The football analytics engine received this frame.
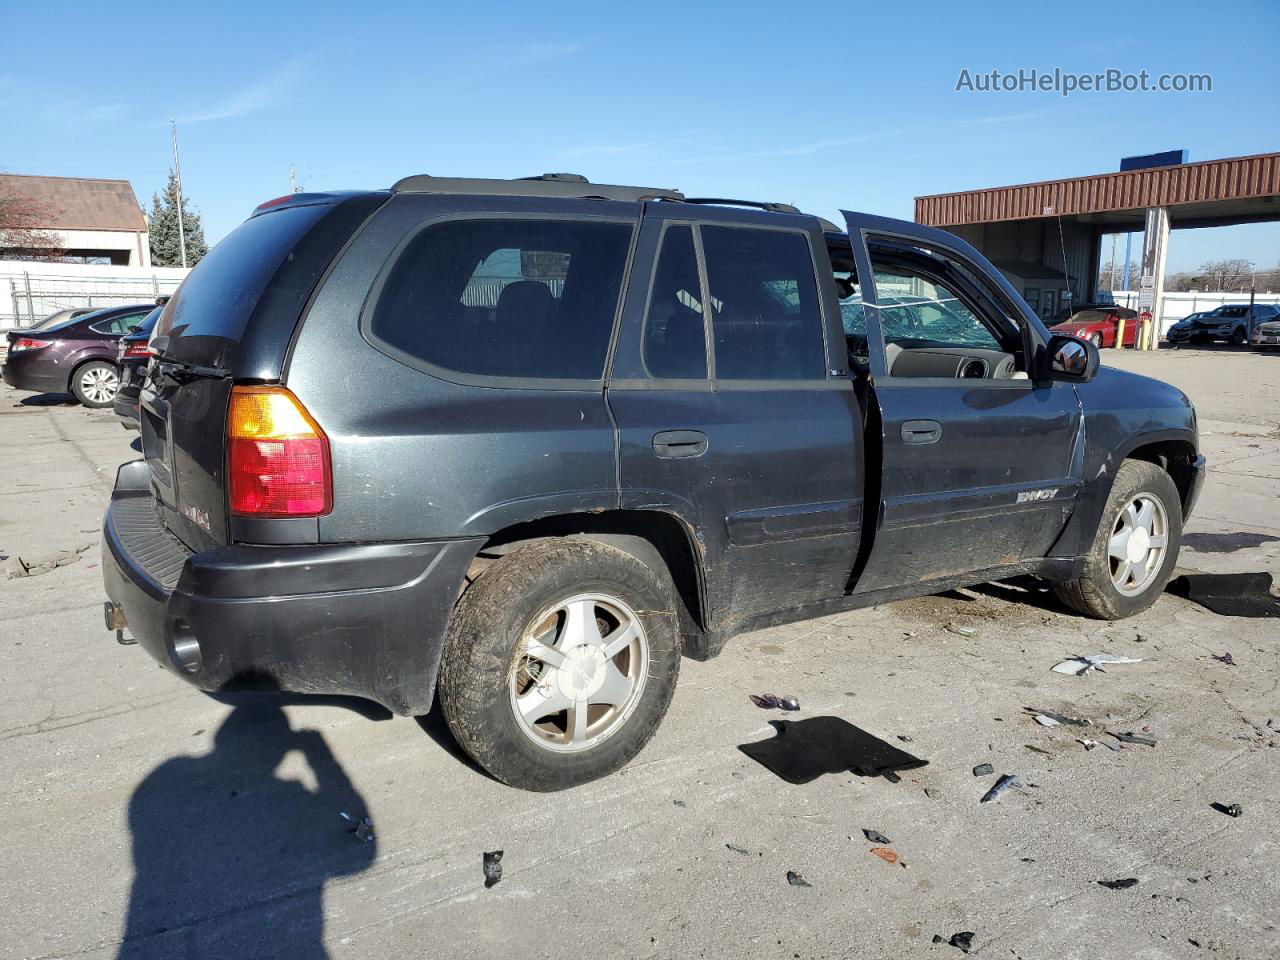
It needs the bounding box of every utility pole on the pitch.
[170,119,188,269]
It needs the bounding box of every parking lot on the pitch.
[1,348,1277,960]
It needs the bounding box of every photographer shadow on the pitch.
[116,682,375,958]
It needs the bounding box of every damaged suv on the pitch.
[102,174,1205,790]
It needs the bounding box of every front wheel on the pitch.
[71,361,119,408]
[1053,460,1182,619]
[438,537,680,791]
[1231,326,1247,345]
[1089,333,1104,348]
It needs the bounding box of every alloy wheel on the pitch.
[80,366,119,404]
[1108,493,1169,596]
[509,593,648,753]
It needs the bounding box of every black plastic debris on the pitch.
[786,870,812,887]
[339,811,374,843]
[934,932,975,952]
[897,735,914,743]
[1211,652,1236,666]
[1109,731,1157,747]
[979,774,1020,804]
[738,717,928,785]
[1167,572,1280,618]
[726,844,750,855]
[483,850,503,888]
[672,799,687,808]
[1024,707,1090,726]
[862,829,892,844]
[972,763,994,777]
[1097,877,1139,890]
[1210,802,1243,818]
[749,694,800,711]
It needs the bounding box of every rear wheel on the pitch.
[1053,460,1182,619]
[71,361,119,408]
[1231,326,1247,345]
[438,537,681,791]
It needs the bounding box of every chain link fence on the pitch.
[4,272,187,330]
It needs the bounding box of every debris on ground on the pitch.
[947,625,978,637]
[483,850,503,888]
[726,844,750,855]
[786,870,812,887]
[979,774,1020,804]
[672,799,686,808]
[1167,572,1280,618]
[863,829,892,844]
[738,717,928,785]
[897,735,914,742]
[4,543,94,579]
[1077,739,1098,751]
[1025,744,1052,756]
[972,763,994,777]
[1025,707,1090,726]
[1211,652,1236,666]
[1051,654,1145,676]
[869,847,899,864]
[339,811,375,843]
[749,694,800,711]
[1097,877,1139,890]
[1210,802,1243,818]
[932,931,976,953]
[1109,731,1157,747]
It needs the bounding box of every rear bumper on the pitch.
[113,383,141,429]
[101,460,481,715]
[2,358,63,393]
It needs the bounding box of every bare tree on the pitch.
[0,179,66,261]
[1169,258,1257,292]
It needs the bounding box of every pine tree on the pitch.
[148,170,207,267]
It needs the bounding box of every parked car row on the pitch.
[1,301,165,411]
[1166,303,1280,346]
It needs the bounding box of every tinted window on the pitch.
[643,226,707,379]
[371,219,633,380]
[92,311,151,335]
[700,226,825,380]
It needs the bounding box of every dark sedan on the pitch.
[112,306,162,429]
[2,303,156,407]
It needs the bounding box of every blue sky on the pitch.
[2,0,1277,276]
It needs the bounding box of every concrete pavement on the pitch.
[1,349,1277,960]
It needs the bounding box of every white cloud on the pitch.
[175,56,309,124]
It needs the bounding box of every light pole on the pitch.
[170,118,188,269]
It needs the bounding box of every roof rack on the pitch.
[681,197,801,215]
[391,173,684,203]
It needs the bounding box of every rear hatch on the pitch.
[141,193,385,550]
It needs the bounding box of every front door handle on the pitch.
[901,419,942,444]
[653,430,709,459]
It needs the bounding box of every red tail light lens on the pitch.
[227,386,332,518]
[122,341,152,359]
[12,338,52,351]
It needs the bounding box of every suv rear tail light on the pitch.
[122,341,152,359]
[227,386,332,518]
[11,338,52,351]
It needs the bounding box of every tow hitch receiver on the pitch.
[103,602,134,645]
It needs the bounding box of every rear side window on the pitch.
[91,311,151,335]
[700,226,825,380]
[369,218,633,381]
[643,225,707,379]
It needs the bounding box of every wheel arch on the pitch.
[473,509,709,654]
[65,352,118,392]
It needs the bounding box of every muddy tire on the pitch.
[1053,460,1182,619]
[438,537,680,791]
[71,360,119,408]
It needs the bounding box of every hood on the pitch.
[1051,321,1099,334]
[1092,364,1196,427]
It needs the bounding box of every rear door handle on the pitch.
[901,419,942,444]
[653,430,709,459]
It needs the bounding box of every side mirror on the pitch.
[1047,334,1099,381]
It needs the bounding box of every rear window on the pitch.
[151,203,334,368]
[368,218,633,382]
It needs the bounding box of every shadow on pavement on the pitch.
[116,684,375,958]
[17,392,77,406]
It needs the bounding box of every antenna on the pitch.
[289,163,300,194]
[170,118,188,269]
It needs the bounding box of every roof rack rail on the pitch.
[681,197,802,215]
[391,173,683,203]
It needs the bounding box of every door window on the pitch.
[642,225,708,379]
[871,271,1002,351]
[701,226,825,381]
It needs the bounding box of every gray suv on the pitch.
[102,174,1204,790]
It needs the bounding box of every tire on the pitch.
[1053,459,1182,619]
[70,360,119,408]
[1231,326,1247,345]
[438,537,681,791]
[1089,333,1104,348]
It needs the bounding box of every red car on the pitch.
[1051,305,1140,348]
